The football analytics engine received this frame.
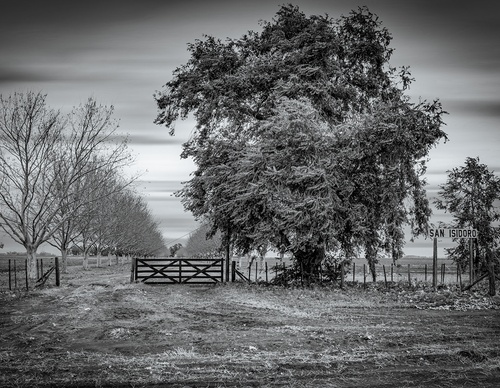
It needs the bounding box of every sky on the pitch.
[0,0,499,257]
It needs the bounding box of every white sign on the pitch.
[429,228,478,239]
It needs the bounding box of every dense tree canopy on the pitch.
[155,5,447,280]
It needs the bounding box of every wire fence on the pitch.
[0,255,132,290]
[234,257,470,288]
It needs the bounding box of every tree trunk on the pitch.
[26,248,38,288]
[295,244,324,285]
[368,258,377,282]
[60,248,68,273]
[365,246,378,282]
[83,251,90,270]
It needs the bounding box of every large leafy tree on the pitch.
[155,5,447,280]
[435,157,500,295]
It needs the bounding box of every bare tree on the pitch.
[0,92,133,285]
[0,92,66,284]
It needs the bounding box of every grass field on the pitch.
[1,263,499,387]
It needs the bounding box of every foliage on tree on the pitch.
[434,157,500,295]
[155,5,447,281]
[167,243,182,257]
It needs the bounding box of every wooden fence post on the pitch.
[391,264,394,282]
[407,264,411,286]
[8,259,11,290]
[363,264,366,288]
[425,264,428,282]
[55,257,60,287]
[25,258,29,291]
[352,263,356,282]
[265,262,268,283]
[383,265,388,288]
[130,257,136,283]
[231,261,236,282]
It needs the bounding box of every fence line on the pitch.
[234,259,470,288]
[0,257,60,290]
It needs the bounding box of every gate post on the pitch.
[130,257,136,283]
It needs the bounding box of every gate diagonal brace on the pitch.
[35,266,55,288]
[181,259,222,283]
[138,259,180,283]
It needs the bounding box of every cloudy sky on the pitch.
[1,0,499,256]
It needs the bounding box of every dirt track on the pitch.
[1,264,500,387]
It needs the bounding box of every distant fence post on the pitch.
[352,263,356,282]
[383,265,388,288]
[265,262,268,283]
[231,261,236,282]
[8,259,12,290]
[407,264,411,286]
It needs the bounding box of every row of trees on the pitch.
[154,5,447,282]
[0,91,165,285]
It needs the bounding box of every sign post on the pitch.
[428,228,478,290]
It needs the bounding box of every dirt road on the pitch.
[1,264,499,387]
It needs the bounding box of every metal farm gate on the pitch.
[133,257,224,284]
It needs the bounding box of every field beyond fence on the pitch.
[0,254,131,290]
[235,256,472,288]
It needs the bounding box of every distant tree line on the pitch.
[0,91,165,286]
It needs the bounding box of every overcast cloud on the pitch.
[1,0,499,255]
